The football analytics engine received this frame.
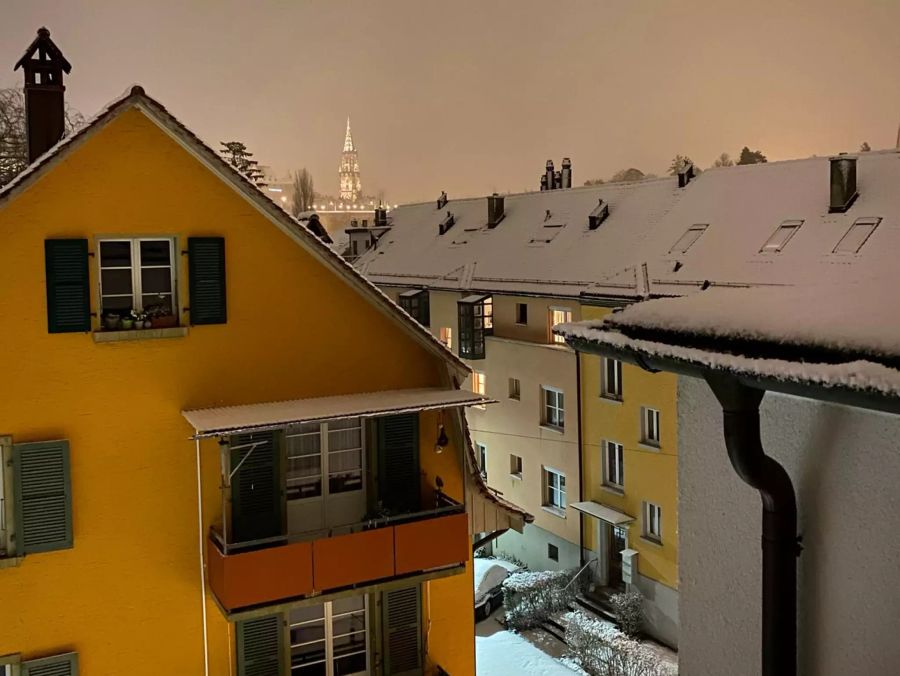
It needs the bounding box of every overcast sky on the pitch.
[3,1,899,203]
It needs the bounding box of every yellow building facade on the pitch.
[0,86,523,675]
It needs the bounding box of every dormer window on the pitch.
[458,294,492,360]
[669,224,708,254]
[833,217,881,254]
[588,199,609,230]
[398,288,430,327]
[760,220,803,253]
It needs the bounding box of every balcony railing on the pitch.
[207,501,469,614]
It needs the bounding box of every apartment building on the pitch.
[0,29,527,675]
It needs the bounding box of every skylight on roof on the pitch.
[668,224,708,254]
[833,217,881,254]
[760,220,803,253]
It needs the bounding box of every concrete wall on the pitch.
[678,376,900,676]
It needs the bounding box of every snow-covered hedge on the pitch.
[610,590,644,637]
[565,611,675,676]
[502,569,575,630]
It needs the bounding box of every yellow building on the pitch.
[0,28,527,676]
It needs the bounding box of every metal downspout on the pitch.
[706,375,801,676]
[195,438,210,676]
[575,351,585,566]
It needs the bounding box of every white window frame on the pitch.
[289,597,369,676]
[97,237,178,316]
[603,440,624,490]
[833,217,881,254]
[643,502,662,543]
[668,223,708,254]
[601,358,623,400]
[1,655,20,676]
[285,419,365,502]
[760,220,803,253]
[509,453,523,479]
[549,307,573,344]
[477,443,487,480]
[543,467,566,511]
[641,407,661,447]
[508,377,521,400]
[542,386,565,430]
[439,327,452,350]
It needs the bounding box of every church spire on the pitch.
[343,117,355,153]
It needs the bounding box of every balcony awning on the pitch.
[570,501,634,526]
[183,387,497,438]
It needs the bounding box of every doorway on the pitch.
[607,525,628,590]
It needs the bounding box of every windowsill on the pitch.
[0,555,24,569]
[600,394,623,404]
[508,396,520,402]
[509,473,523,481]
[638,441,661,452]
[540,424,565,435]
[93,326,189,343]
[640,535,663,548]
[600,485,624,497]
[541,505,566,519]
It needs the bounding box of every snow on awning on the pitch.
[183,387,497,438]
[570,501,634,526]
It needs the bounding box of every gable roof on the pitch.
[0,85,469,382]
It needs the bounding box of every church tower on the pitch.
[339,117,362,202]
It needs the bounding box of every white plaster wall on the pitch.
[495,522,581,572]
[631,572,679,649]
[678,377,900,676]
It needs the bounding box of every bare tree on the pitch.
[668,154,694,175]
[712,152,734,168]
[0,87,84,187]
[860,141,871,152]
[290,168,314,217]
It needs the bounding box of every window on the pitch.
[477,443,487,480]
[603,440,624,490]
[510,454,523,479]
[760,220,803,253]
[643,502,662,543]
[472,371,486,397]
[398,288,430,327]
[544,468,566,510]
[542,386,565,430]
[290,596,369,675]
[99,238,176,318]
[833,217,881,254]
[668,224,708,254]
[286,419,364,501]
[439,327,452,350]
[547,543,559,562]
[508,377,521,400]
[549,307,572,344]
[516,303,528,325]
[458,294,493,359]
[601,358,623,399]
[641,407,661,446]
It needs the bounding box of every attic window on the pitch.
[588,200,609,230]
[458,294,493,360]
[833,217,881,254]
[668,224,708,254]
[760,220,803,253]
[398,288,430,327]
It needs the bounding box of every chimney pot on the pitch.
[829,156,858,213]
[677,162,695,188]
[545,160,555,191]
[487,194,505,228]
[561,157,572,189]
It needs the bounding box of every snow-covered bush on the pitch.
[493,550,527,570]
[565,611,674,676]
[474,545,488,558]
[502,569,575,630]
[610,590,644,637]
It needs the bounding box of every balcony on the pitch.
[207,504,468,615]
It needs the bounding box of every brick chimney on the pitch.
[15,27,72,163]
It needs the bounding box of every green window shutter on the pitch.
[188,237,227,325]
[236,615,283,676]
[377,415,420,513]
[12,440,73,554]
[230,432,283,544]
[44,239,90,333]
[22,652,79,676]
[383,586,423,676]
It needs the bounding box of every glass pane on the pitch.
[333,653,367,676]
[140,240,171,266]
[329,472,363,494]
[141,294,173,315]
[328,426,362,451]
[329,449,361,472]
[102,268,133,295]
[141,267,172,294]
[332,612,366,638]
[288,431,322,456]
[99,240,132,268]
[101,295,133,315]
[332,595,365,614]
[291,603,325,624]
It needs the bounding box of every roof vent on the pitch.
[677,162,695,188]
[561,158,572,189]
[829,156,858,213]
[487,194,505,228]
[588,199,609,230]
[437,190,448,210]
[438,211,455,235]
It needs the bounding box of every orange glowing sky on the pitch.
[2,0,899,203]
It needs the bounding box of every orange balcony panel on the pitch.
[313,527,395,591]
[394,512,469,575]
[207,537,314,612]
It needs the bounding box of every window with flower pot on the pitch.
[98,238,177,329]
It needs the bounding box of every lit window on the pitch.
[510,454,523,478]
[760,220,803,253]
[477,443,487,480]
[643,502,662,543]
[601,358,623,399]
[668,224,708,254]
[398,288,430,327]
[544,468,566,510]
[549,307,572,344]
[833,217,881,254]
[641,407,661,446]
[99,238,177,319]
[458,294,493,359]
[603,441,624,489]
[542,386,565,430]
[285,419,363,504]
[548,543,559,561]
[508,377,521,400]
[516,303,528,325]
[472,371,486,397]
[439,327,452,350]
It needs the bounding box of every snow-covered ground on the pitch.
[477,630,582,675]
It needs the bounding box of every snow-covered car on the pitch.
[473,558,521,621]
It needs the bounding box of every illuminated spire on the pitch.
[343,116,355,153]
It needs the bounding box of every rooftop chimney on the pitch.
[15,27,72,163]
[588,199,609,230]
[677,162,695,188]
[540,174,549,191]
[829,155,858,213]
[438,211,455,235]
[374,206,388,227]
[545,160,555,191]
[487,194,505,228]
[561,158,572,189]
[553,170,562,190]
[437,190,448,210]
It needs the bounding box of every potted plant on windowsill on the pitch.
[103,312,121,330]
[146,298,178,329]
[130,309,150,329]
